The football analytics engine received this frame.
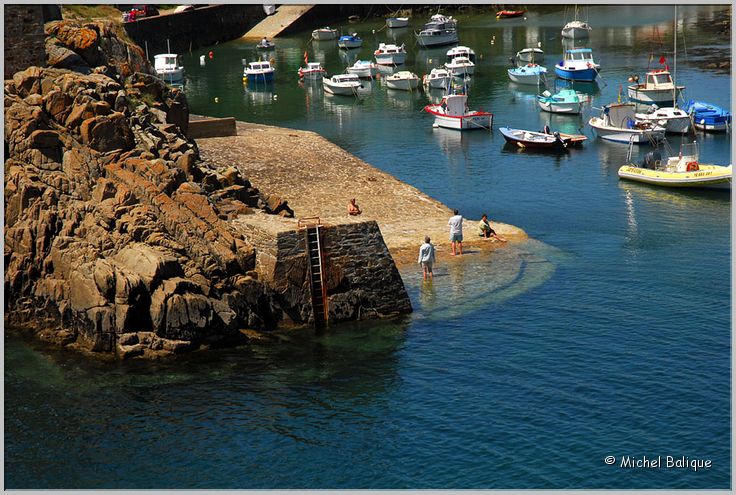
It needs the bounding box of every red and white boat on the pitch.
[298,62,326,80]
[423,94,493,131]
[496,10,525,19]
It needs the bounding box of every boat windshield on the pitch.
[649,73,672,85]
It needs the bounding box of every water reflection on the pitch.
[538,111,586,136]
[338,49,360,67]
[243,82,275,105]
[387,26,409,42]
[385,88,423,111]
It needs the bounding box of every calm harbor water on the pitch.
[5,5,731,489]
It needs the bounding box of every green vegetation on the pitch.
[62,5,123,22]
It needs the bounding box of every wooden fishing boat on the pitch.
[424,94,493,131]
[499,126,568,149]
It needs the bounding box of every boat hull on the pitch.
[386,17,409,28]
[448,65,475,77]
[156,68,185,82]
[245,71,275,83]
[386,78,419,91]
[424,76,451,89]
[416,32,459,47]
[634,112,691,134]
[338,39,363,49]
[499,127,564,148]
[347,66,376,78]
[425,108,493,130]
[375,53,407,65]
[561,26,590,39]
[323,83,360,96]
[312,30,337,41]
[299,69,324,80]
[627,86,684,106]
[537,98,581,114]
[618,164,732,189]
[555,66,598,82]
[589,118,664,143]
[508,69,545,85]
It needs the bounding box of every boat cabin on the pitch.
[248,61,272,71]
[447,46,476,62]
[331,74,361,84]
[376,43,405,54]
[439,94,469,116]
[564,48,596,63]
[644,70,674,89]
[154,54,180,71]
[305,62,323,71]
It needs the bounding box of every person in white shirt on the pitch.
[417,236,436,281]
[447,209,463,256]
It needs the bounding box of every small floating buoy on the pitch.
[273,95,278,100]
[199,55,205,65]
[214,97,219,103]
[372,29,376,34]
[208,51,214,59]
[523,17,527,20]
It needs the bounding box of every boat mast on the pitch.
[673,5,677,107]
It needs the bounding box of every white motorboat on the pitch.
[516,47,544,63]
[561,6,591,39]
[312,27,338,41]
[385,71,420,91]
[423,93,493,131]
[374,43,407,65]
[346,60,377,78]
[634,106,691,134]
[445,56,475,77]
[416,26,458,48]
[338,33,363,49]
[298,61,326,80]
[423,67,452,90]
[588,103,665,143]
[323,73,363,96]
[446,45,476,63]
[386,17,409,28]
[627,69,684,106]
[154,53,185,82]
[537,89,582,114]
[427,14,457,29]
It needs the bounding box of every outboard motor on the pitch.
[641,150,662,169]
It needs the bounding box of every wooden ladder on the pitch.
[299,218,328,329]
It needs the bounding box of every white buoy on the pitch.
[199,55,205,66]
[214,97,219,103]
[372,29,376,34]
[273,95,278,100]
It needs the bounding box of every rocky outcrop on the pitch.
[4,66,290,358]
[44,20,155,81]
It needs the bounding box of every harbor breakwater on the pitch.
[4,20,413,359]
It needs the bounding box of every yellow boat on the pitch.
[618,140,732,190]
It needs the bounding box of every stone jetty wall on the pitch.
[237,218,411,325]
[4,5,47,80]
[123,4,266,56]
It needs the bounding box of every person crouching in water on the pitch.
[418,236,436,281]
[478,214,507,242]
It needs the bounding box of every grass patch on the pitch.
[62,5,123,22]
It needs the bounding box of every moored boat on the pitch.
[423,93,493,131]
[386,17,409,28]
[537,88,582,114]
[338,33,363,49]
[385,71,420,91]
[555,48,600,82]
[682,100,732,132]
[255,38,276,50]
[323,73,362,96]
[516,47,544,63]
[496,10,525,19]
[445,56,475,77]
[618,139,732,189]
[423,67,452,90]
[507,63,547,85]
[346,60,377,78]
[312,27,338,41]
[243,60,275,83]
[499,126,568,149]
[588,103,665,143]
[627,69,684,106]
[298,61,326,80]
[416,26,458,48]
[446,45,476,63]
[154,53,185,82]
[374,43,407,65]
[634,106,691,134]
[561,20,591,39]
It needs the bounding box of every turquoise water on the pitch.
[5,5,731,489]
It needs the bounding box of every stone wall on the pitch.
[123,5,266,56]
[4,5,47,79]
[238,219,412,325]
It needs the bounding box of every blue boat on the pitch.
[554,48,600,82]
[243,60,275,83]
[507,64,547,85]
[682,100,732,132]
[338,33,363,49]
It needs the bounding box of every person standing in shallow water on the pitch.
[448,209,463,256]
[418,236,436,281]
